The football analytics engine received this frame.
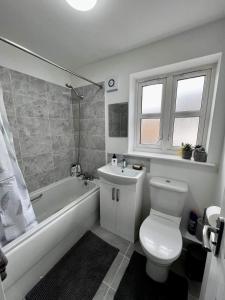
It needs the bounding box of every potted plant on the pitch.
[193,145,207,162]
[182,143,193,160]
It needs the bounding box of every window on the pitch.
[137,79,166,146]
[134,66,213,153]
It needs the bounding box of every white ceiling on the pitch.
[0,0,224,70]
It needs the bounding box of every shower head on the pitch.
[65,83,84,100]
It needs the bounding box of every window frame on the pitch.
[134,65,214,154]
[134,77,167,151]
[168,69,212,150]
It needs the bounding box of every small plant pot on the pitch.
[193,150,207,162]
[182,150,192,160]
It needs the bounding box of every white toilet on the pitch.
[139,176,188,283]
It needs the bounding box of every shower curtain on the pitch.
[0,86,36,245]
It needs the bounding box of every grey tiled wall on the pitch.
[74,83,106,177]
[0,66,76,192]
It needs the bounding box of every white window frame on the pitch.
[135,77,167,150]
[133,65,215,154]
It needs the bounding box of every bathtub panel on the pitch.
[3,184,99,300]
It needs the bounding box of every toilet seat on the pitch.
[140,215,182,265]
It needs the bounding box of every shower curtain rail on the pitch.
[0,36,102,89]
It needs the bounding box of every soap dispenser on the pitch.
[111,154,117,166]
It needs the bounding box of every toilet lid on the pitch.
[140,215,182,264]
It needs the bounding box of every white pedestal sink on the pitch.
[98,164,146,242]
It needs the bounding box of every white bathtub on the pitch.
[2,177,100,300]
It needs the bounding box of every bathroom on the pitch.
[0,0,225,299]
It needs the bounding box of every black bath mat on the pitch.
[115,251,188,300]
[26,231,119,300]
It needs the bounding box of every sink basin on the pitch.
[98,164,145,185]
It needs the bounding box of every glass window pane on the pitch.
[141,119,160,144]
[173,117,199,146]
[176,76,205,112]
[142,84,163,114]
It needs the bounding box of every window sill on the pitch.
[125,151,217,169]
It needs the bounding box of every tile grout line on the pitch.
[104,254,130,299]
[91,228,132,299]
[104,242,132,297]
[103,285,111,299]
[110,253,129,291]
[9,70,23,167]
[124,242,132,258]
[109,286,117,292]
[103,250,129,299]
[107,252,125,288]
[46,82,58,171]
[102,281,111,288]
[69,88,78,161]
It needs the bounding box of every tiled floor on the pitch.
[91,224,201,300]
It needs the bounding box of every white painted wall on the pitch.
[0,40,71,86]
[149,161,217,232]
[141,162,217,233]
[215,138,225,206]
[73,18,225,163]
[72,19,225,229]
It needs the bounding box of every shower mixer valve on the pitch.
[71,163,82,177]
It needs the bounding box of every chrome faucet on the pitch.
[121,158,127,169]
[81,173,94,181]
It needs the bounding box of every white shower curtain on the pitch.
[0,86,36,245]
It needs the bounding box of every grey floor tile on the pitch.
[188,293,198,300]
[103,253,124,286]
[92,225,130,254]
[124,242,133,258]
[127,247,200,299]
[111,257,129,291]
[91,224,199,300]
[125,241,144,258]
[104,288,115,300]
[93,283,109,300]
[171,251,186,276]
[171,252,201,299]
[188,279,201,299]
[134,241,144,255]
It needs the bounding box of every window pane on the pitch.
[141,119,160,144]
[142,84,163,114]
[176,76,205,112]
[173,117,199,146]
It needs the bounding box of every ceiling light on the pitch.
[65,0,97,11]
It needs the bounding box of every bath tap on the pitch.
[81,173,94,181]
[79,173,94,186]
